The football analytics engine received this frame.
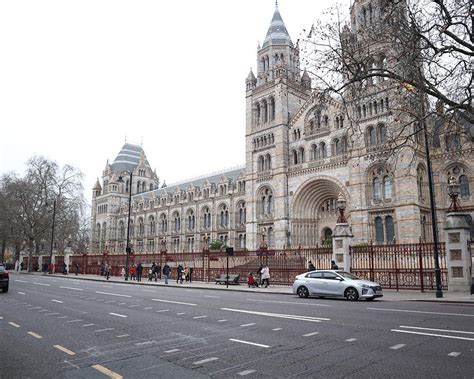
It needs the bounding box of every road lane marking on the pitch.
[238,370,256,376]
[116,334,129,338]
[44,312,60,316]
[303,332,319,337]
[66,319,82,323]
[83,324,95,327]
[54,345,76,356]
[152,299,197,306]
[448,352,461,357]
[0,316,3,319]
[245,299,331,307]
[18,292,25,295]
[9,322,20,328]
[51,299,63,303]
[135,341,154,346]
[95,328,115,332]
[38,310,49,313]
[28,331,42,339]
[164,348,180,353]
[30,307,42,310]
[91,364,123,379]
[118,302,126,305]
[128,305,140,308]
[33,282,50,287]
[142,289,156,293]
[368,308,474,318]
[95,291,131,298]
[241,323,256,327]
[105,300,116,303]
[110,313,127,318]
[193,357,219,365]
[217,319,227,322]
[346,338,357,342]
[230,339,270,348]
[193,316,207,319]
[204,295,220,298]
[176,312,186,315]
[272,328,282,331]
[59,286,83,291]
[221,308,329,322]
[156,309,169,313]
[57,316,68,319]
[391,329,474,341]
[390,344,406,350]
[15,279,28,283]
[399,325,474,335]
[144,307,152,310]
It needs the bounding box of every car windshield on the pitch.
[0,266,5,272]
[336,271,359,280]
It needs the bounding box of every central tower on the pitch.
[245,3,311,249]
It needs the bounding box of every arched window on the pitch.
[260,188,274,217]
[174,213,180,232]
[292,150,298,165]
[369,126,376,145]
[256,103,261,125]
[375,217,384,242]
[320,142,327,158]
[265,154,272,170]
[270,98,275,121]
[149,216,155,236]
[311,144,317,160]
[202,207,211,229]
[383,176,392,199]
[298,147,305,163]
[262,100,268,123]
[160,214,167,233]
[334,139,342,155]
[129,220,134,238]
[238,202,246,225]
[385,216,394,242]
[119,221,125,239]
[379,125,387,144]
[258,155,264,172]
[138,218,145,237]
[373,178,381,200]
[460,175,470,197]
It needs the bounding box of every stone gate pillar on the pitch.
[332,223,353,272]
[444,213,472,293]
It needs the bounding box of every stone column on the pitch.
[444,213,472,293]
[332,223,353,272]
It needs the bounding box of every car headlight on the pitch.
[360,284,370,288]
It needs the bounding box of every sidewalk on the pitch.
[14,271,474,303]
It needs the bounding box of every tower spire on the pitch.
[275,0,278,9]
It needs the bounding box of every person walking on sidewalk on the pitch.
[177,264,184,284]
[136,262,143,282]
[261,265,270,288]
[331,260,339,270]
[163,263,170,285]
[308,261,316,272]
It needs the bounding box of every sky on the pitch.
[0,0,341,204]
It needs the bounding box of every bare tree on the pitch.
[300,0,472,125]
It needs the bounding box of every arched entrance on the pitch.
[291,177,349,247]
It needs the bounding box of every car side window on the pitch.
[322,272,339,280]
[307,272,323,279]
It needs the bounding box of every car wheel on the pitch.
[365,297,375,301]
[345,287,359,301]
[3,286,8,293]
[297,286,309,298]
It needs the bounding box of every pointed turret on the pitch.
[246,68,257,91]
[92,178,102,198]
[301,68,312,89]
[262,4,293,48]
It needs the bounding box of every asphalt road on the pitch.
[1,274,474,378]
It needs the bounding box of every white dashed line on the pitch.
[95,291,131,298]
[448,352,461,357]
[59,286,83,291]
[193,316,207,319]
[390,344,406,350]
[221,308,328,322]
[164,348,180,353]
[28,331,42,339]
[238,369,256,376]
[51,299,63,303]
[128,305,140,308]
[368,308,474,318]
[144,307,152,310]
[66,319,82,323]
[57,316,68,319]
[152,299,197,306]
[240,323,256,327]
[193,357,219,365]
[391,329,474,341]
[176,312,186,315]
[44,312,60,316]
[230,339,270,348]
[38,310,49,313]
[105,300,116,304]
[15,279,28,283]
[0,316,3,319]
[18,292,25,295]
[245,299,331,307]
[217,319,227,323]
[156,309,169,313]
[204,295,220,298]
[33,282,50,287]
[118,302,126,305]
[272,328,282,331]
[346,338,357,342]
[109,313,127,318]
[303,332,319,337]
[135,341,154,347]
[9,322,20,328]
[94,328,115,332]
[54,345,76,356]
[116,334,129,338]
[83,324,95,327]
[399,325,474,335]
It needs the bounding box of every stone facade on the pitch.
[90,1,473,254]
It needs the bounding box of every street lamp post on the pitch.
[118,172,133,281]
[336,192,347,224]
[447,176,462,212]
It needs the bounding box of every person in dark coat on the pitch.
[256,263,263,286]
[136,262,143,282]
[162,263,170,285]
[308,261,316,272]
[176,264,184,284]
[331,260,339,270]
[75,263,80,275]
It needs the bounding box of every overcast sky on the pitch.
[0,0,341,203]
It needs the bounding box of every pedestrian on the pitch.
[42,262,48,275]
[162,263,170,285]
[121,267,125,278]
[308,260,316,272]
[154,264,161,281]
[148,267,153,281]
[75,263,80,275]
[188,262,193,283]
[256,263,263,286]
[105,264,111,280]
[247,272,258,288]
[136,262,143,282]
[184,267,190,283]
[331,260,339,270]
[261,265,270,288]
[20,261,24,271]
[62,262,67,275]
[129,264,136,280]
[100,264,105,276]
[177,264,184,284]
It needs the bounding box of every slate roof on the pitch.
[262,6,293,48]
[110,143,152,173]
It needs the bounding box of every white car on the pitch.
[293,270,383,301]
